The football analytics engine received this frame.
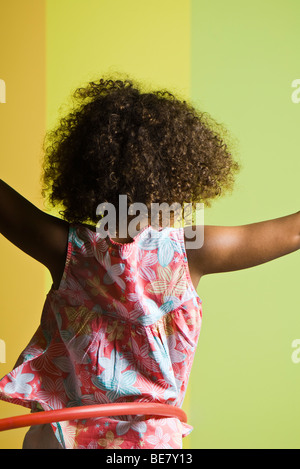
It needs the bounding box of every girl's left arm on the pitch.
[0,179,69,279]
[191,211,300,277]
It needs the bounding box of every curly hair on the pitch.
[41,75,241,227]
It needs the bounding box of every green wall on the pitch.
[189,0,300,448]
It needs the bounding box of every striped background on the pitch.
[0,0,300,449]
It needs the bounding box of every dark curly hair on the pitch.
[41,74,241,227]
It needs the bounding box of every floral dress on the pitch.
[0,223,202,449]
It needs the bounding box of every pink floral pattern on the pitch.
[0,224,202,449]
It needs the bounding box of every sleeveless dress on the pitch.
[0,223,202,449]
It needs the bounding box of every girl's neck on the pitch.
[108,214,175,243]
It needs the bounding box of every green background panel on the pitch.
[189,0,300,448]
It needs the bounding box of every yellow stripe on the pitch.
[47,0,192,447]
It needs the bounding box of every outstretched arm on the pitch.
[0,179,69,284]
[190,211,300,277]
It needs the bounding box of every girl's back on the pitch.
[0,221,202,449]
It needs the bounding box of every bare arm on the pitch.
[190,212,300,277]
[0,179,69,284]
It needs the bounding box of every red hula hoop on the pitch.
[0,403,187,432]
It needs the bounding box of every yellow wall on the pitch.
[0,0,46,449]
[46,0,192,450]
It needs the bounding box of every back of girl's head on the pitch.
[41,74,240,225]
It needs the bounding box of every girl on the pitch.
[0,78,299,449]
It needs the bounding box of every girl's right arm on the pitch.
[0,179,69,285]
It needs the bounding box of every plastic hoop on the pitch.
[0,403,187,432]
